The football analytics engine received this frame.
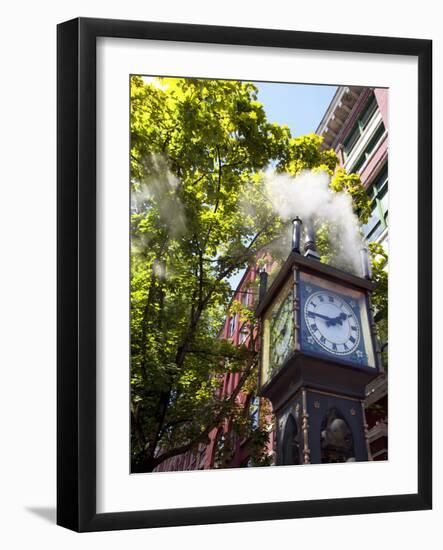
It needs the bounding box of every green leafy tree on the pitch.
[130,76,381,472]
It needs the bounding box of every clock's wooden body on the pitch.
[256,251,382,465]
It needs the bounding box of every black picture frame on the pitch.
[57,17,432,532]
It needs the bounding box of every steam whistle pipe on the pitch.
[303,221,321,260]
[360,247,372,280]
[259,267,268,303]
[292,217,303,254]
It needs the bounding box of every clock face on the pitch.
[304,290,360,355]
[269,291,294,369]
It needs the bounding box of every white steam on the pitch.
[130,155,187,277]
[131,156,367,276]
[265,170,366,274]
[131,154,187,238]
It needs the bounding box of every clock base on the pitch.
[276,388,371,465]
[260,351,377,465]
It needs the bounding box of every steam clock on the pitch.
[256,218,382,465]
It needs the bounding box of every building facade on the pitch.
[317,86,388,250]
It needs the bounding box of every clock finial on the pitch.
[258,267,268,303]
[291,217,303,254]
[360,247,372,280]
[303,220,321,260]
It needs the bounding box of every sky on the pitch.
[228,81,337,290]
[256,81,337,137]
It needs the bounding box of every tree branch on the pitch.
[152,355,257,468]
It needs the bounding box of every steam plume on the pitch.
[131,154,187,238]
[265,170,366,274]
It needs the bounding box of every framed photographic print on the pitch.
[57,17,432,532]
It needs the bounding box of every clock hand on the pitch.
[330,312,348,325]
[310,312,332,321]
[310,311,337,326]
[273,321,285,337]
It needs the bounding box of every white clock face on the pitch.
[304,290,360,355]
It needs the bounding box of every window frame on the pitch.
[363,165,389,241]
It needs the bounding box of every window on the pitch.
[239,326,248,344]
[250,396,260,429]
[350,122,385,173]
[241,290,249,307]
[228,314,236,337]
[198,445,206,467]
[343,95,378,159]
[212,431,225,468]
[362,166,388,241]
